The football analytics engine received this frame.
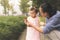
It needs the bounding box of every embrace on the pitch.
[24,3,60,40]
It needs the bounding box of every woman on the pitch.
[24,3,60,40]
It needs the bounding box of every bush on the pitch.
[0,16,26,40]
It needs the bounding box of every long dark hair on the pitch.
[40,3,57,18]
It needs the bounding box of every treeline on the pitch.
[32,0,60,10]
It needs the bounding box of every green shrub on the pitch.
[0,16,26,40]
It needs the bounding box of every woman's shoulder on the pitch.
[55,11,60,18]
[52,11,60,19]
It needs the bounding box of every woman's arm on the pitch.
[29,17,60,34]
[24,18,43,33]
[29,22,43,33]
[33,26,43,33]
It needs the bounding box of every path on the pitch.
[18,22,49,40]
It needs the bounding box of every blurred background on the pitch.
[0,0,60,40]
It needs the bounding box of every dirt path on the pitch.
[18,29,26,40]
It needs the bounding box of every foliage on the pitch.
[1,0,14,15]
[19,0,30,14]
[0,16,26,40]
[32,0,60,10]
[32,0,43,9]
[1,0,9,15]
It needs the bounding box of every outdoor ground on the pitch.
[18,22,49,40]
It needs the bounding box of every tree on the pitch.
[32,0,43,9]
[19,0,30,15]
[32,0,60,10]
[1,0,9,16]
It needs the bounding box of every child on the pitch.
[26,7,40,40]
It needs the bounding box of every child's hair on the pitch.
[30,7,38,14]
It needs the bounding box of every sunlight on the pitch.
[9,0,22,15]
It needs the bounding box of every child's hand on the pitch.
[24,18,29,26]
[24,18,27,24]
[24,18,32,27]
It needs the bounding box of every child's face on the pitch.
[29,10,36,18]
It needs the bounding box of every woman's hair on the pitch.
[40,3,57,18]
[30,7,38,14]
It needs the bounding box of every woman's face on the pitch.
[39,7,47,17]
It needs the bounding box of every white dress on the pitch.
[26,16,40,40]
